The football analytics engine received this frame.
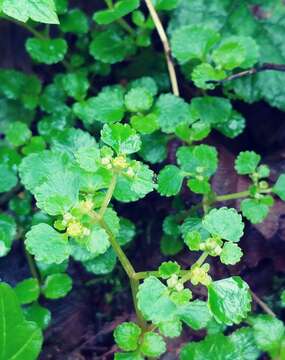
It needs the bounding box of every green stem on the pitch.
[134,270,189,280]
[5,17,46,40]
[130,278,148,330]
[215,190,250,202]
[104,0,135,35]
[24,249,41,282]
[99,174,117,217]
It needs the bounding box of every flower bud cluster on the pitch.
[190,263,212,286]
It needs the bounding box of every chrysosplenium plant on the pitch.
[1,0,285,359]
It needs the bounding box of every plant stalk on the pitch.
[99,174,117,217]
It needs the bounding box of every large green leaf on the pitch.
[0,282,43,360]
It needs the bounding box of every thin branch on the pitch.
[144,0,179,96]
[251,290,276,317]
[208,63,285,84]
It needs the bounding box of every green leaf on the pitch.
[159,261,181,279]
[178,300,211,330]
[2,0,59,24]
[101,123,141,155]
[25,223,71,264]
[190,96,232,124]
[137,276,176,324]
[62,72,89,101]
[130,113,159,134]
[0,164,17,193]
[89,29,135,64]
[114,322,141,351]
[191,63,226,90]
[187,178,211,194]
[24,303,51,330]
[235,151,261,175]
[42,273,72,299]
[140,332,166,357]
[26,38,67,65]
[14,278,40,305]
[83,248,117,275]
[208,276,251,325]
[155,93,192,133]
[158,320,182,338]
[241,198,271,224]
[180,333,236,360]
[177,144,218,177]
[0,214,16,257]
[139,132,167,164]
[117,218,136,246]
[273,174,285,201]
[171,25,220,64]
[184,231,202,251]
[75,146,100,172]
[6,121,31,147]
[203,207,244,242]
[153,0,180,11]
[60,9,89,34]
[157,165,184,197]
[34,168,79,215]
[250,315,285,356]
[129,76,158,97]
[115,352,143,360]
[93,0,139,25]
[36,260,68,277]
[85,224,110,256]
[220,242,243,265]
[22,136,46,155]
[161,235,183,256]
[40,83,66,114]
[55,0,67,14]
[229,328,260,360]
[214,110,245,139]
[212,37,246,70]
[0,282,43,360]
[125,88,153,112]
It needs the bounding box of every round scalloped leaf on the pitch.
[229,328,260,360]
[273,174,285,201]
[114,322,141,351]
[214,110,245,139]
[202,207,244,242]
[171,25,220,64]
[154,93,193,134]
[6,121,31,147]
[212,37,246,70]
[140,332,166,357]
[125,87,153,113]
[26,38,67,65]
[101,123,141,155]
[42,273,72,299]
[157,165,184,197]
[139,132,167,164]
[60,9,89,34]
[191,63,226,90]
[25,223,71,264]
[177,144,218,177]
[83,248,117,275]
[235,151,261,175]
[14,278,40,305]
[159,261,181,279]
[61,72,89,101]
[241,198,271,224]
[158,320,182,338]
[220,242,243,265]
[177,300,211,330]
[208,276,252,325]
[89,29,135,64]
[85,224,110,256]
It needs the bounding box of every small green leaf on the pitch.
[157,165,184,197]
[0,282,43,360]
[158,320,182,338]
[83,248,117,275]
[139,132,167,164]
[26,38,67,65]
[94,0,139,25]
[161,235,183,256]
[2,0,59,24]
[6,121,31,147]
[203,207,244,242]
[220,242,243,265]
[117,218,136,246]
[24,303,51,330]
[14,278,40,305]
[214,110,245,139]
[187,178,211,194]
[130,113,159,134]
[177,144,218,177]
[60,9,89,34]
[190,96,232,124]
[178,300,211,330]
[0,164,17,193]
[137,276,176,324]
[89,29,135,64]
[191,63,226,89]
[159,261,181,279]
[235,151,261,175]
[273,174,285,201]
[250,315,285,356]
[114,322,141,351]
[155,93,192,134]
[140,332,166,357]
[42,273,72,299]
[0,214,16,257]
[208,276,251,325]
[212,37,246,70]
[101,123,141,155]
[115,352,143,360]
[125,87,153,112]
[171,25,220,64]
[241,198,271,224]
[85,224,110,256]
[184,231,201,251]
[129,77,158,96]
[25,223,71,264]
[62,72,89,101]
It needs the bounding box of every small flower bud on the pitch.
[167,274,178,288]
